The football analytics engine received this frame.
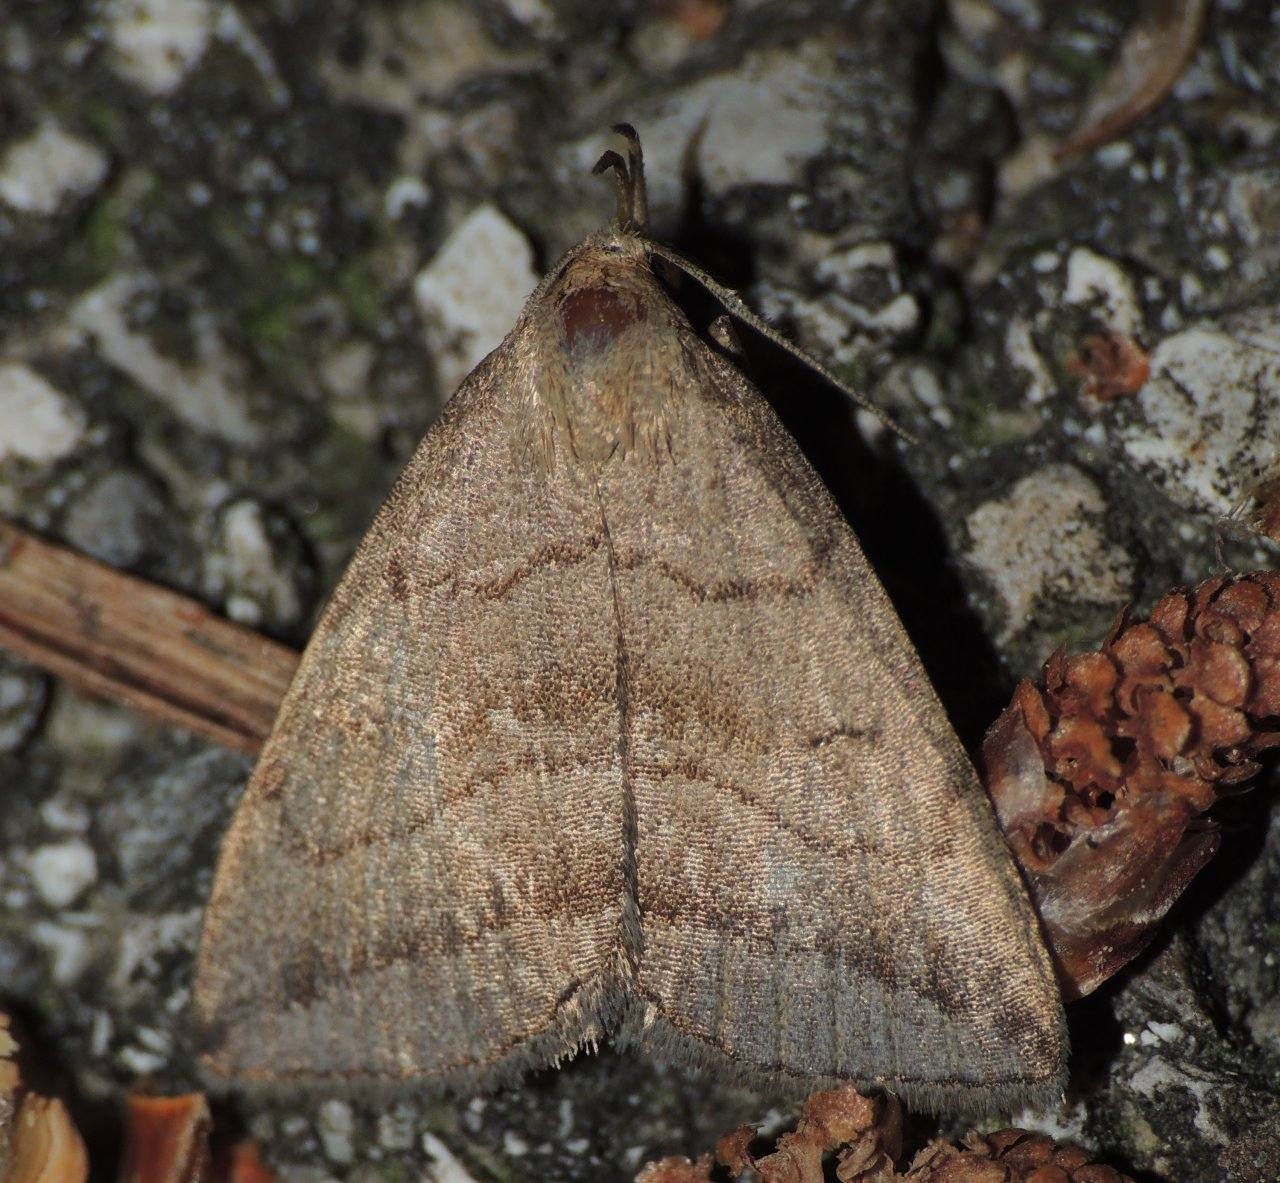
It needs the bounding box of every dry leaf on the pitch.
[1056,0,1210,160]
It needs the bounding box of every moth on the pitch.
[194,126,1065,1114]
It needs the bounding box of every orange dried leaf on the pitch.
[119,1093,212,1183]
[0,1014,19,1099]
[5,1096,88,1183]
[1066,333,1150,402]
[713,1127,755,1174]
[220,1141,278,1183]
[650,0,729,40]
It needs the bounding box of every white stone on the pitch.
[1204,244,1232,272]
[997,132,1059,197]
[118,1044,169,1074]
[1120,310,1280,518]
[90,1010,113,1056]
[0,363,86,463]
[813,241,898,291]
[859,292,919,335]
[690,41,848,200]
[1142,1020,1183,1045]
[564,35,856,216]
[134,1025,172,1053]
[317,1099,355,1165]
[1096,141,1133,168]
[322,4,536,113]
[413,206,537,396]
[1063,246,1142,336]
[320,339,375,401]
[108,0,214,95]
[423,1133,483,1183]
[39,794,90,834]
[28,839,97,907]
[376,1107,415,1152]
[111,908,203,991]
[502,0,556,34]
[965,465,1133,643]
[30,920,93,984]
[71,273,263,444]
[384,175,430,220]
[502,1131,530,1156]
[1004,317,1054,404]
[0,123,109,215]
[206,499,303,629]
[1128,1059,1229,1144]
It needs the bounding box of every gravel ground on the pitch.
[1,1,1279,1180]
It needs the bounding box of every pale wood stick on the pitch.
[0,519,297,756]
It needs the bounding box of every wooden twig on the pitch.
[0,519,297,755]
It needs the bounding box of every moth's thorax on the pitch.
[511,234,701,469]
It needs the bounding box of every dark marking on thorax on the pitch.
[557,286,642,358]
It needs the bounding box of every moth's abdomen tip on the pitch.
[557,286,642,357]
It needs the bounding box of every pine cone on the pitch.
[983,572,1280,998]
[904,1129,1132,1182]
[633,1092,1128,1183]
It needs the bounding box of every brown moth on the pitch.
[193,127,1066,1114]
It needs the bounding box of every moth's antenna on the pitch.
[644,238,920,446]
[593,123,914,443]
[592,149,633,227]
[611,123,649,233]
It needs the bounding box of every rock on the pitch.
[376,1106,416,1153]
[60,469,166,569]
[97,746,248,911]
[0,655,47,754]
[321,3,539,113]
[316,1099,355,1166]
[1118,306,1280,520]
[0,364,86,464]
[0,123,109,215]
[203,498,310,631]
[70,274,265,445]
[413,206,538,397]
[29,920,94,985]
[107,0,214,95]
[964,465,1134,647]
[1063,246,1143,337]
[422,1133,484,1183]
[1003,317,1055,405]
[27,839,97,908]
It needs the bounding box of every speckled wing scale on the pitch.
[193,129,1066,1114]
